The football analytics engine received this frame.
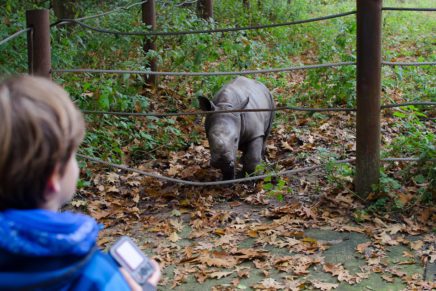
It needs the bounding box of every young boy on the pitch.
[0,75,160,290]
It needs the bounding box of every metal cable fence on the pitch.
[52,62,355,76]
[51,11,357,36]
[382,7,436,12]
[75,0,149,21]
[0,28,31,46]
[174,1,198,7]
[2,4,434,187]
[80,102,436,118]
[2,6,434,47]
[50,7,436,37]
[77,154,434,186]
[383,61,436,67]
[53,61,436,77]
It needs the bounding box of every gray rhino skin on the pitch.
[199,76,275,180]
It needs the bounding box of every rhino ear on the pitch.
[198,96,216,111]
[237,96,250,110]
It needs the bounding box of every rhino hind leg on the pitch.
[241,137,264,176]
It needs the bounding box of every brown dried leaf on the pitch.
[252,278,284,290]
[209,271,233,280]
[194,251,238,268]
[247,229,258,238]
[386,224,403,235]
[381,274,394,283]
[377,232,399,246]
[356,242,371,254]
[312,281,339,291]
[410,240,424,251]
[337,225,365,234]
[323,263,361,284]
[168,232,181,243]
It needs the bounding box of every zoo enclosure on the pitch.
[1,0,435,197]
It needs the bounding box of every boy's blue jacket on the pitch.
[0,209,130,290]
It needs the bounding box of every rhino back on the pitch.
[207,77,274,144]
[232,77,274,144]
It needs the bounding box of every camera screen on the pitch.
[115,241,145,270]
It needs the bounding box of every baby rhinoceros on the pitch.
[198,76,275,180]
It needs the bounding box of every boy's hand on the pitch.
[119,260,161,291]
[145,260,161,286]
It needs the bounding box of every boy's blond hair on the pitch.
[0,75,85,210]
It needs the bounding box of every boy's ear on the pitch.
[44,167,61,198]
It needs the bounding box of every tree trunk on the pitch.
[197,0,213,20]
[52,0,76,19]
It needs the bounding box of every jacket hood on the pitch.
[0,209,101,290]
[0,209,99,257]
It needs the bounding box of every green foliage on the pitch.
[384,106,435,203]
[374,172,402,194]
[387,107,434,157]
[1,0,434,199]
[367,197,389,214]
[255,162,292,202]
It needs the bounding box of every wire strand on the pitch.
[382,61,436,66]
[175,0,198,7]
[77,154,352,185]
[382,7,436,12]
[74,0,149,21]
[53,62,355,76]
[51,11,357,36]
[81,106,355,117]
[77,154,432,186]
[53,61,435,77]
[381,102,436,109]
[0,28,31,46]
[79,102,435,118]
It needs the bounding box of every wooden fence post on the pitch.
[355,0,382,197]
[142,0,157,87]
[197,0,213,20]
[26,9,51,78]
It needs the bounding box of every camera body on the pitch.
[110,236,155,284]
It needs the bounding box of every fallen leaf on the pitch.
[247,229,258,238]
[377,232,399,246]
[356,242,371,254]
[252,278,284,290]
[386,224,403,235]
[168,232,181,242]
[194,251,238,268]
[381,274,394,283]
[209,271,233,279]
[410,240,424,250]
[338,225,365,233]
[323,263,361,284]
[312,280,339,290]
[106,186,119,193]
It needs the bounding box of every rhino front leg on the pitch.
[241,137,264,176]
[221,166,235,180]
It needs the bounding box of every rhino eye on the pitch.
[234,138,238,143]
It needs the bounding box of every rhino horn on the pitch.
[198,96,217,111]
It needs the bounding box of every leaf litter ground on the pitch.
[71,109,435,290]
